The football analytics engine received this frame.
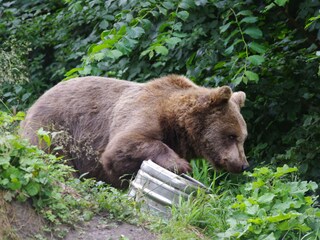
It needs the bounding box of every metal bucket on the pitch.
[128,160,208,218]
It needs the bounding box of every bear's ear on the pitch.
[195,86,232,111]
[215,86,232,104]
[231,91,246,108]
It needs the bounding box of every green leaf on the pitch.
[195,0,207,6]
[159,22,170,32]
[248,42,267,54]
[101,29,115,39]
[267,213,299,223]
[9,178,21,190]
[99,20,109,29]
[127,27,145,39]
[214,61,226,70]
[233,76,244,85]
[3,92,13,97]
[257,193,275,204]
[172,22,182,31]
[275,0,289,6]
[37,128,51,147]
[4,191,15,202]
[177,11,189,21]
[304,196,313,206]
[119,0,128,6]
[248,217,263,225]
[93,53,105,61]
[307,182,318,191]
[225,45,234,55]
[277,219,311,232]
[178,0,195,9]
[155,46,169,56]
[83,210,94,221]
[140,49,152,57]
[0,156,10,165]
[244,27,263,39]
[263,233,276,240]
[109,50,123,59]
[240,17,258,24]
[245,70,259,82]
[274,165,297,178]
[165,37,182,46]
[79,65,92,75]
[220,22,232,33]
[162,1,175,9]
[25,182,40,196]
[158,6,167,15]
[148,50,154,59]
[90,42,112,54]
[237,10,253,16]
[115,42,131,55]
[1,179,9,185]
[246,204,259,215]
[117,25,127,36]
[248,55,265,66]
[65,67,83,77]
[22,92,31,102]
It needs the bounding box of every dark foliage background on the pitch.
[1,0,319,183]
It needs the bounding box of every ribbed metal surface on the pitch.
[128,160,207,218]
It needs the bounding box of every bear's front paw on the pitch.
[167,158,192,175]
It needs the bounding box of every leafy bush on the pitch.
[0,111,135,229]
[0,39,30,85]
[218,166,320,239]
[0,0,111,109]
[0,111,74,221]
[159,165,320,240]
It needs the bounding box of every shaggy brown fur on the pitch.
[21,75,248,188]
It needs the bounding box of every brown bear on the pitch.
[20,75,248,188]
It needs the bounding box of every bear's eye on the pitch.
[228,135,237,141]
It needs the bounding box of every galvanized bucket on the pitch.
[128,160,208,218]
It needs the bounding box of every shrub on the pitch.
[218,165,320,239]
[0,111,135,228]
[160,165,320,239]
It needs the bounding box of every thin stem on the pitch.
[230,8,249,80]
[0,98,13,114]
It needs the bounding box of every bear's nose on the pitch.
[242,164,250,171]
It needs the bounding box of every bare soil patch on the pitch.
[65,214,157,240]
[0,191,157,240]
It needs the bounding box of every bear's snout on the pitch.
[220,157,249,174]
[242,163,250,171]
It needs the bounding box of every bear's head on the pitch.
[176,86,249,173]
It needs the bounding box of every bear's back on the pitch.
[146,75,198,92]
[21,77,141,146]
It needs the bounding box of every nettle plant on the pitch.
[1,113,62,200]
[217,165,320,239]
[0,111,136,228]
[0,111,73,212]
[0,111,83,225]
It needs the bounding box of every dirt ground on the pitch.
[0,192,157,240]
[65,215,157,240]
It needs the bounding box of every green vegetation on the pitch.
[0,0,319,239]
[0,112,136,238]
[162,165,320,239]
